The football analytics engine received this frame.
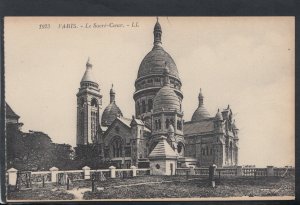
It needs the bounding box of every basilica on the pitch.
[76,19,239,171]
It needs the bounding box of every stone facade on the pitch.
[75,19,239,168]
[98,117,150,168]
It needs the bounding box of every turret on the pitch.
[76,58,102,145]
[214,108,224,133]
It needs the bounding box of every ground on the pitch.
[7,176,295,201]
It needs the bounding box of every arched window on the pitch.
[91,98,98,107]
[165,119,170,129]
[230,141,233,162]
[111,137,123,158]
[80,98,85,107]
[136,102,140,115]
[170,119,174,126]
[177,142,184,156]
[148,99,153,112]
[91,111,98,142]
[158,119,161,129]
[142,100,146,113]
[177,120,182,130]
[80,111,84,137]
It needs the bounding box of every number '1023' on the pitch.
[39,24,50,29]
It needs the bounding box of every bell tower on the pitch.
[76,58,102,145]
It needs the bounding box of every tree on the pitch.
[51,143,75,170]
[7,125,76,171]
[6,124,25,170]
[22,131,54,171]
[74,144,110,169]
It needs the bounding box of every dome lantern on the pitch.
[110,84,116,103]
[198,88,204,106]
[153,17,162,46]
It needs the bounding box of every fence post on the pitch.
[7,168,18,187]
[82,166,91,179]
[236,166,243,176]
[42,176,45,188]
[189,166,195,176]
[131,166,137,177]
[186,170,189,180]
[91,177,96,192]
[267,166,274,176]
[67,177,70,190]
[109,166,116,178]
[49,167,59,183]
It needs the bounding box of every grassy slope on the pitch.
[7,176,294,200]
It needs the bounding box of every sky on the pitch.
[5,17,294,167]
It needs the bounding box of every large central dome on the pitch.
[137,45,180,80]
[133,19,183,126]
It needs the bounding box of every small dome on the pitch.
[153,86,180,113]
[101,102,123,126]
[215,109,223,120]
[191,89,210,121]
[191,106,211,121]
[153,66,180,113]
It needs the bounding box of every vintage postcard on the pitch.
[4,16,295,201]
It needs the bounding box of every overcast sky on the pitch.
[5,17,294,167]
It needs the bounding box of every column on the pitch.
[174,114,178,131]
[50,167,59,183]
[236,166,243,176]
[82,166,91,179]
[267,166,274,176]
[131,166,137,177]
[109,166,116,178]
[7,168,18,186]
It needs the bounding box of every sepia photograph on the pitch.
[4,16,295,201]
